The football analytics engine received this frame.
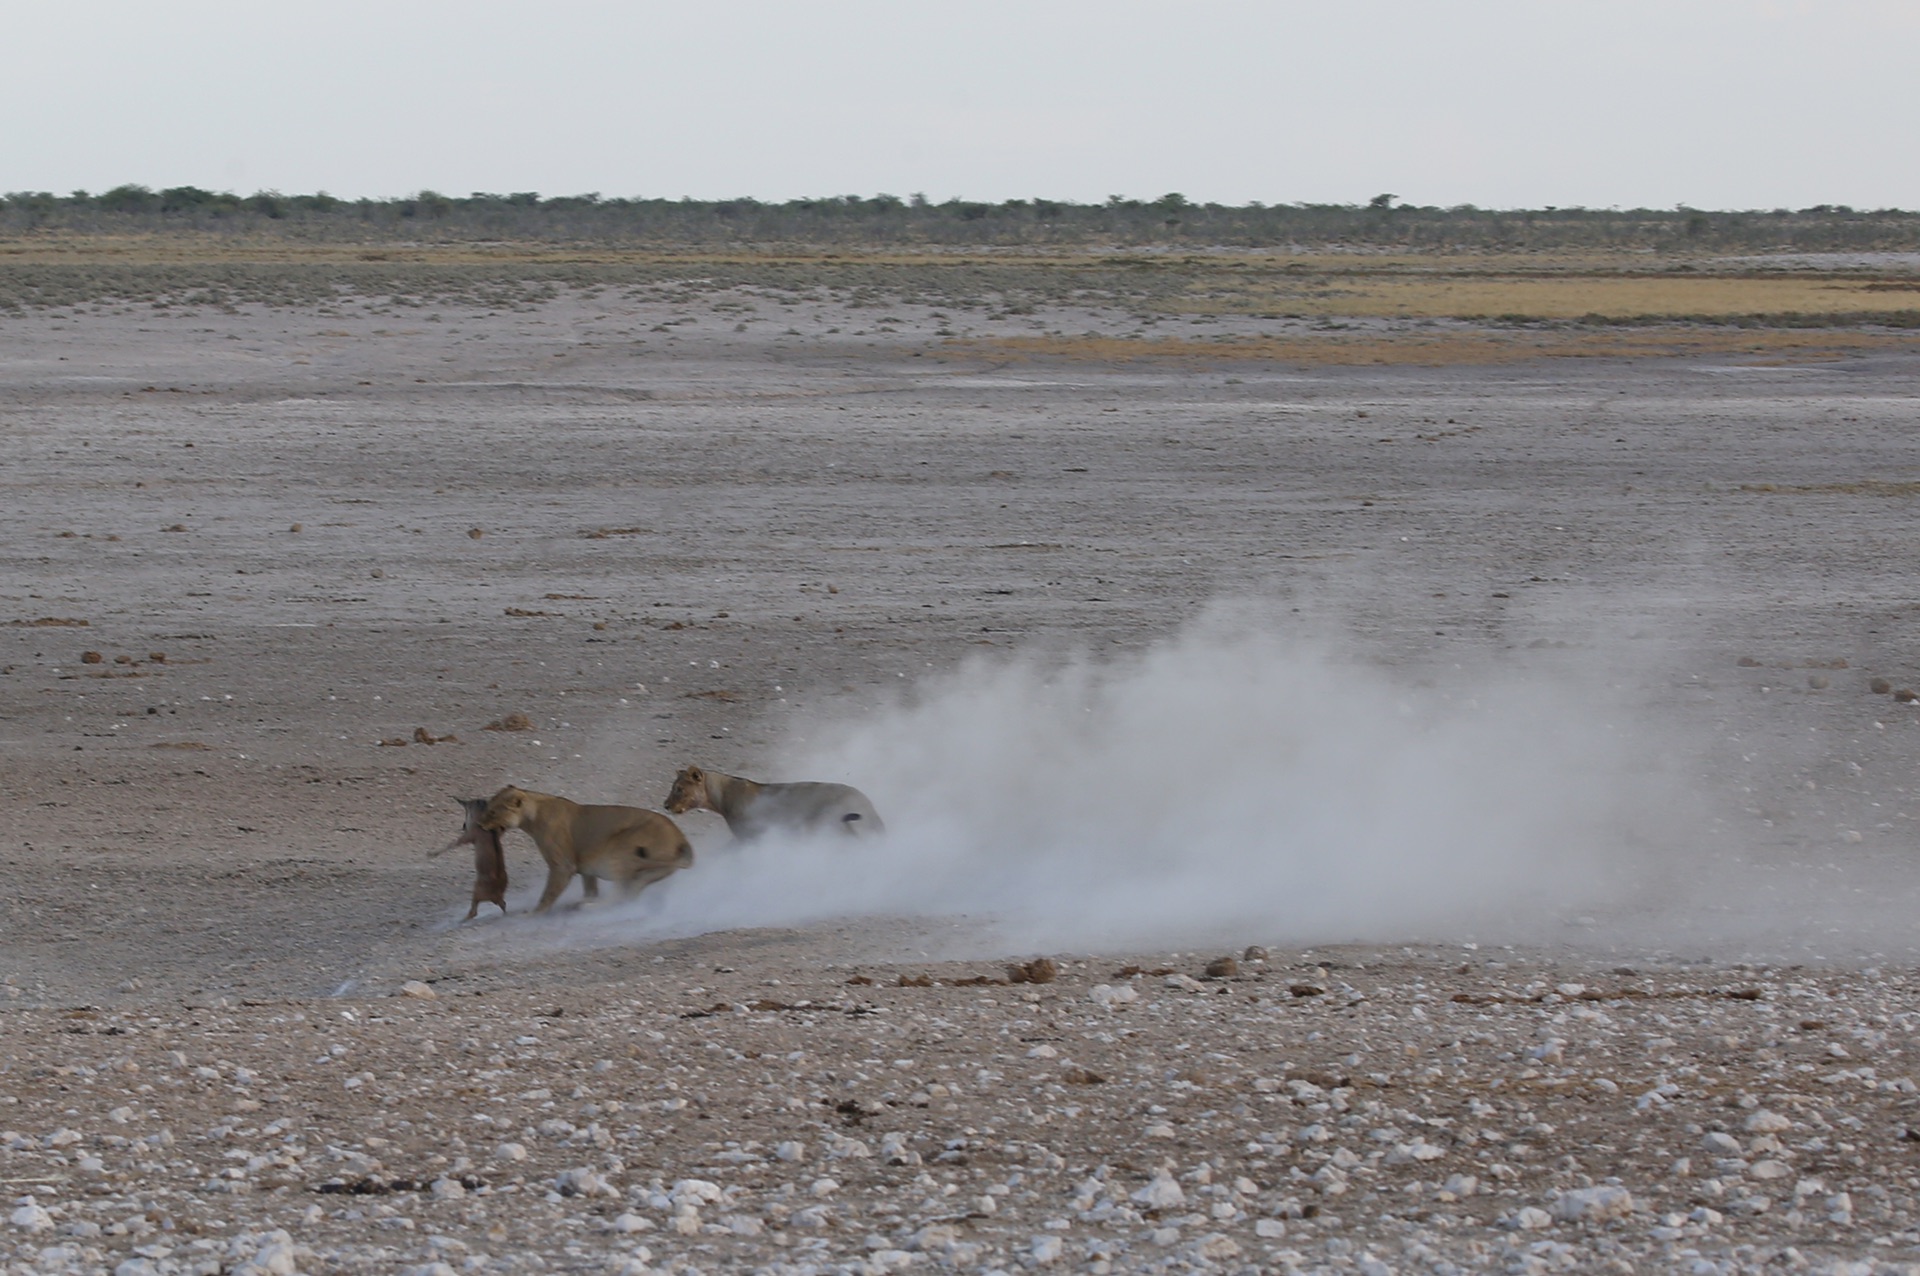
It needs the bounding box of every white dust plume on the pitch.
[561,611,1688,954]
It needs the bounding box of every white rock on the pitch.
[1088,983,1138,1009]
[556,1167,618,1198]
[1029,1234,1065,1264]
[1149,1226,1182,1246]
[1442,1174,1478,1197]
[809,1177,839,1197]
[610,1212,654,1233]
[1196,1234,1243,1261]
[1511,1206,1553,1230]
[775,1140,807,1163]
[1027,1044,1057,1059]
[107,1107,135,1124]
[494,1141,528,1162]
[1551,1185,1634,1222]
[400,981,437,1000]
[910,1223,960,1252]
[46,1128,82,1148]
[1254,1218,1288,1239]
[1701,1131,1742,1155]
[670,1178,724,1205]
[428,1177,465,1200]
[1749,1160,1792,1181]
[1164,974,1206,993]
[1744,1110,1792,1133]
[250,1240,299,1276]
[402,1265,457,1276]
[1689,1206,1723,1226]
[671,1206,701,1236]
[9,1201,53,1232]
[725,1215,763,1237]
[114,1261,158,1276]
[1131,1171,1185,1209]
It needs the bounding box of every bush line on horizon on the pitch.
[5,187,1920,254]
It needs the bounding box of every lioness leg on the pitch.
[532,861,575,914]
[581,876,600,900]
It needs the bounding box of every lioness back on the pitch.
[750,781,886,838]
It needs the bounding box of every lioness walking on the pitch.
[481,785,693,913]
[664,765,885,840]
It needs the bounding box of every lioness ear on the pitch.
[687,766,703,780]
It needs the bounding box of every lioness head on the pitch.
[663,766,707,815]
[480,784,532,832]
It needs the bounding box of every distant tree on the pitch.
[1368,193,1397,210]
[98,184,157,213]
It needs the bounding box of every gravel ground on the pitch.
[4,282,1920,1274]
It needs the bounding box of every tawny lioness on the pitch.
[481,785,693,913]
[664,765,885,841]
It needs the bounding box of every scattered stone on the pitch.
[1007,957,1058,984]
[485,711,534,732]
[1744,1110,1792,1133]
[1204,956,1238,978]
[1088,983,1137,1009]
[1551,1185,1633,1222]
[1737,655,1762,667]
[399,980,436,1000]
[1870,676,1893,694]
[1254,1218,1288,1239]
[1807,673,1830,689]
[1511,1206,1553,1230]
[467,528,484,539]
[1898,688,1919,703]
[495,1142,528,1162]
[9,1200,53,1232]
[556,1166,618,1198]
[775,1139,807,1162]
[81,651,104,664]
[1243,945,1269,962]
[1132,1170,1185,1209]
[1028,1234,1064,1264]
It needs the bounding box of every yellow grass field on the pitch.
[4,237,1918,350]
[964,328,1917,367]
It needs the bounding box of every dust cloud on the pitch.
[564,609,1704,955]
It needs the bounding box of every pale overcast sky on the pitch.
[4,0,1916,210]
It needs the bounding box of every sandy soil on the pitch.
[5,284,1920,1274]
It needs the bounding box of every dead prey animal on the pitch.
[481,785,693,913]
[433,796,508,920]
[664,765,885,840]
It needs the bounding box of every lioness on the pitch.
[664,765,885,841]
[480,785,693,913]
